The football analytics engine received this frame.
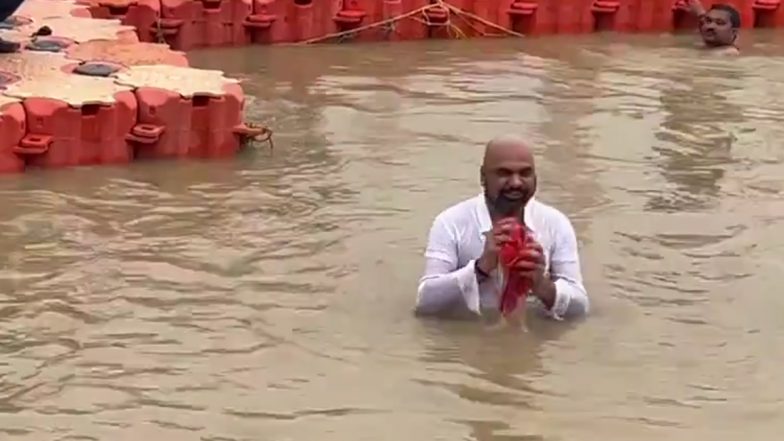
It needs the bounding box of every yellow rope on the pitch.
[299,4,438,44]
[297,0,523,45]
[450,8,489,37]
[442,3,526,38]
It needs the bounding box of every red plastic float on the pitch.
[497,0,557,35]
[156,0,277,49]
[66,40,190,67]
[398,0,429,40]
[58,0,771,46]
[113,65,263,161]
[753,0,784,27]
[190,83,263,158]
[125,87,261,159]
[590,0,637,32]
[85,0,161,43]
[196,0,249,48]
[0,97,26,174]
[496,0,585,35]
[6,77,138,169]
[380,0,404,40]
[44,0,784,47]
[422,1,454,39]
[156,0,197,50]
[0,0,267,176]
[243,0,291,44]
[333,0,372,42]
[635,0,687,32]
[292,0,323,42]
[127,87,191,159]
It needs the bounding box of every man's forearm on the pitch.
[416,274,465,314]
[532,274,557,309]
[416,259,482,315]
[532,275,590,319]
[687,0,706,17]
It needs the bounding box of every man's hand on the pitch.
[512,239,557,309]
[511,240,545,281]
[685,0,706,16]
[477,218,519,275]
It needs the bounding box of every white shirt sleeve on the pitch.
[544,214,590,320]
[414,216,482,316]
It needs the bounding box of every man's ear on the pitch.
[479,168,486,187]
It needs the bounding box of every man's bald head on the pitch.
[480,134,538,218]
[482,134,536,170]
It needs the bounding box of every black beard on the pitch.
[488,191,527,218]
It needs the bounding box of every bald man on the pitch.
[415,135,589,321]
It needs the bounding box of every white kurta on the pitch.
[415,193,590,320]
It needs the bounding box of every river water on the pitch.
[1,31,783,440]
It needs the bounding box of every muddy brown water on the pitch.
[1,31,783,440]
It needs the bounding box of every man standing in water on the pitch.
[686,0,741,54]
[414,135,589,321]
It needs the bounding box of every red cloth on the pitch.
[498,218,533,316]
